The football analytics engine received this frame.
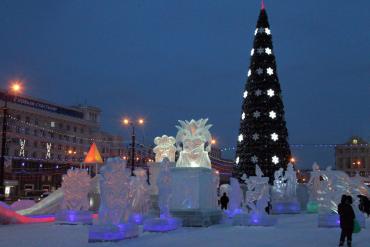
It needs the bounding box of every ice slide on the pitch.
[17,188,64,216]
[0,204,54,224]
[17,175,100,216]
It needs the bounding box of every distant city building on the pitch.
[0,90,124,199]
[335,136,370,177]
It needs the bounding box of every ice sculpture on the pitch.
[245,165,270,215]
[157,158,172,218]
[233,165,276,226]
[175,119,212,168]
[284,164,297,199]
[307,162,322,202]
[271,164,301,214]
[272,168,285,200]
[143,158,182,232]
[88,158,138,242]
[61,169,91,211]
[153,135,176,162]
[129,168,151,224]
[317,167,367,228]
[227,178,243,217]
[55,168,92,224]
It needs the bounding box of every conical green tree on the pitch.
[233,3,291,182]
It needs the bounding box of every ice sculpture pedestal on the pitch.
[55,210,92,225]
[169,167,222,227]
[143,217,182,232]
[88,223,139,242]
[271,200,301,214]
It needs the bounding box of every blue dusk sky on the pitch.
[0,0,369,169]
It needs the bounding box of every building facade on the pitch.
[0,90,124,199]
[335,136,370,177]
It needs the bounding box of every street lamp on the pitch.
[211,139,217,145]
[1,81,23,200]
[122,117,145,176]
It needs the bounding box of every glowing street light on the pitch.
[211,139,217,145]
[122,117,146,176]
[10,81,23,94]
[290,157,296,164]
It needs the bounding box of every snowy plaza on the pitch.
[0,215,369,247]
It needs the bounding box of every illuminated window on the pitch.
[352,139,358,145]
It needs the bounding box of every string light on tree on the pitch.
[265,47,272,55]
[243,90,248,98]
[238,134,244,142]
[236,156,240,164]
[267,89,275,97]
[272,155,279,164]
[251,155,258,163]
[267,67,274,75]
[269,110,277,119]
[271,133,279,142]
[241,112,245,120]
[255,89,262,96]
[248,70,251,77]
[252,133,259,141]
[257,47,264,54]
[265,28,271,35]
[256,68,263,75]
[251,49,254,56]
[253,111,261,118]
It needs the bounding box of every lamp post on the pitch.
[0,81,23,200]
[122,117,144,176]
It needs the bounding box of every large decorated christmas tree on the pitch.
[233,2,291,182]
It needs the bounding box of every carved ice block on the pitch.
[169,167,218,210]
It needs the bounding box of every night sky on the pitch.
[0,0,369,169]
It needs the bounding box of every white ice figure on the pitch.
[175,119,212,168]
[307,162,322,201]
[245,165,270,216]
[272,168,285,200]
[153,135,176,163]
[98,158,130,225]
[283,163,297,199]
[157,158,172,218]
[61,168,91,211]
[229,178,243,213]
[130,168,151,217]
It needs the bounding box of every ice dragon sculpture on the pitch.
[175,118,213,168]
[98,158,130,225]
[153,135,176,163]
[61,168,91,211]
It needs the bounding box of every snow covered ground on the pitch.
[0,214,369,247]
